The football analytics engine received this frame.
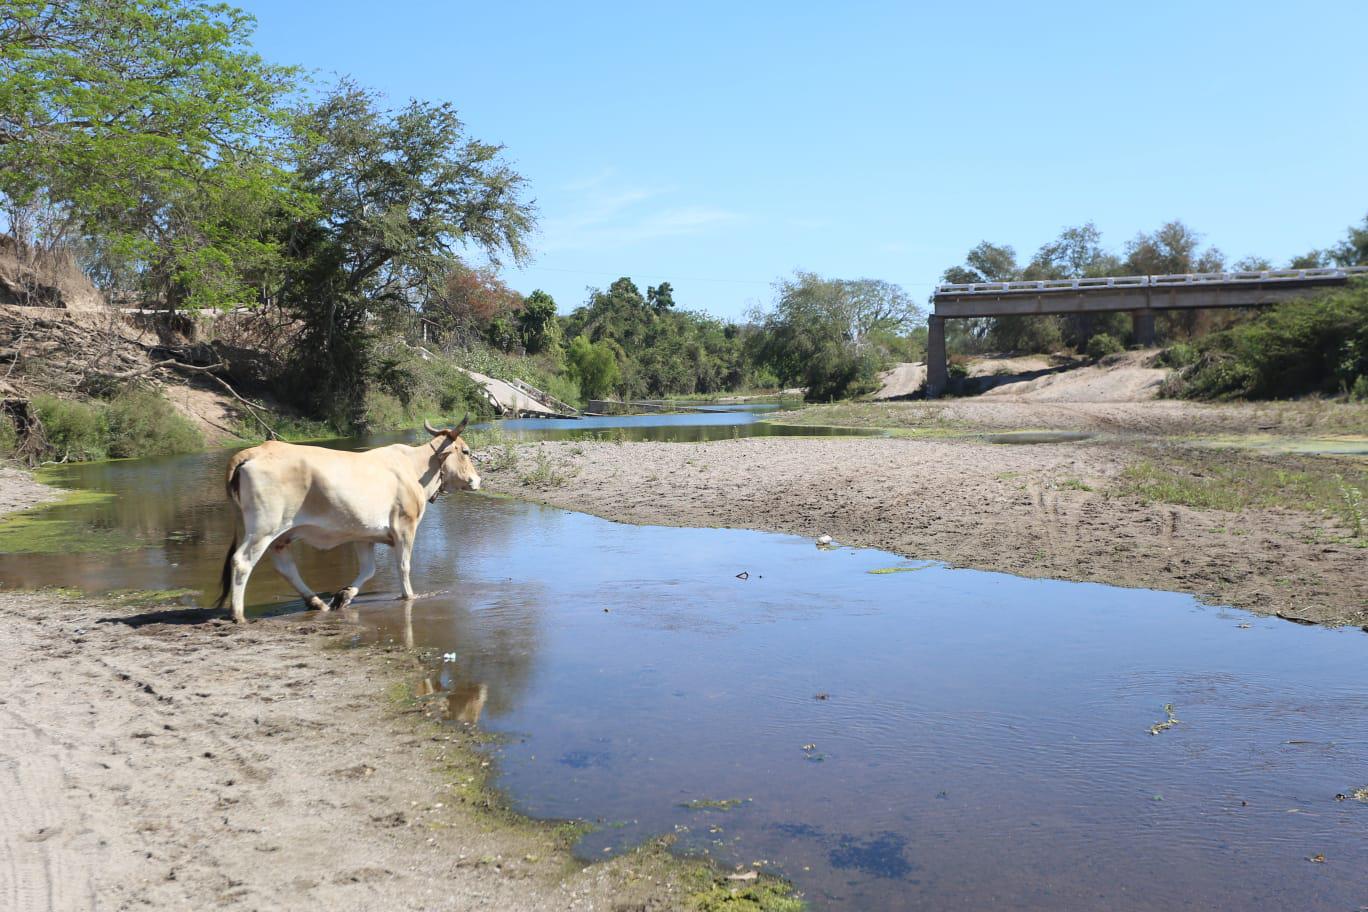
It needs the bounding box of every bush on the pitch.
[1086,333,1125,360]
[104,387,203,457]
[987,314,1063,354]
[1351,374,1368,402]
[34,395,108,461]
[1158,342,1198,368]
[1177,282,1368,399]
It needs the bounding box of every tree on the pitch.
[0,0,297,308]
[1289,250,1329,269]
[751,272,894,402]
[647,281,675,312]
[517,289,560,355]
[280,81,534,422]
[1026,223,1120,279]
[1123,221,1225,275]
[1331,213,1368,266]
[565,334,619,398]
[964,242,1020,282]
[427,261,522,349]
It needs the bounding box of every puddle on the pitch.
[1196,434,1368,458]
[985,431,1096,445]
[2,417,1367,911]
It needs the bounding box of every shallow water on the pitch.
[2,413,1366,911]
[477,402,881,443]
[985,430,1096,445]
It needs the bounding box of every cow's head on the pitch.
[423,416,481,495]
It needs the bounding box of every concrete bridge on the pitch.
[925,266,1368,397]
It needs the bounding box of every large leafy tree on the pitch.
[280,81,534,422]
[1123,220,1225,275]
[564,277,749,397]
[0,0,296,307]
[751,272,912,401]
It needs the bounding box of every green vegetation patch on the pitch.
[1165,281,1368,401]
[690,875,806,912]
[679,798,750,812]
[867,562,935,575]
[0,488,131,554]
[1116,451,1368,538]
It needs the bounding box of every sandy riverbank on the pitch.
[0,472,791,911]
[484,430,1367,626]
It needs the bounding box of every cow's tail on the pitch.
[213,452,252,611]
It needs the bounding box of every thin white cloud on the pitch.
[539,183,742,253]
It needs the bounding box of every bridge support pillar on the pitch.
[1131,310,1156,347]
[926,316,948,398]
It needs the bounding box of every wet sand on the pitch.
[0,474,758,911]
[485,433,1368,626]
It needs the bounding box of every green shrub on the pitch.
[359,390,409,431]
[1353,374,1368,402]
[987,314,1063,354]
[1158,342,1198,368]
[104,387,203,457]
[1086,333,1125,360]
[1178,282,1368,399]
[33,395,108,461]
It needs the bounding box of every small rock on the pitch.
[815,534,833,546]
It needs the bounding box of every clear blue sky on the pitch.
[235,0,1368,320]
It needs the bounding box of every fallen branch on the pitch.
[90,356,280,441]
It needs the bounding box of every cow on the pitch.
[213,417,481,623]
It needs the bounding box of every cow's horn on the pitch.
[423,418,442,436]
[452,413,470,437]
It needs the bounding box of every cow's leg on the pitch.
[331,542,377,610]
[268,541,328,612]
[392,525,417,600]
[229,534,276,623]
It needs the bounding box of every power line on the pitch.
[511,264,939,287]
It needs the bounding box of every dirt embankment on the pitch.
[0,472,761,912]
[484,434,1368,626]
[0,304,294,446]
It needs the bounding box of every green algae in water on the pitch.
[867,562,935,575]
[0,489,134,554]
[680,798,750,812]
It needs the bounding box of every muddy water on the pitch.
[3,414,1367,911]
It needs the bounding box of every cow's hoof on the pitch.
[306,596,329,612]
[330,588,356,611]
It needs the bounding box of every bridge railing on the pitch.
[936,266,1368,296]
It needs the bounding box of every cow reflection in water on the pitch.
[415,677,489,725]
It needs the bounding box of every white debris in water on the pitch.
[442,652,458,662]
[815,534,833,546]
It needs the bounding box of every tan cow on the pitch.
[213,417,481,623]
